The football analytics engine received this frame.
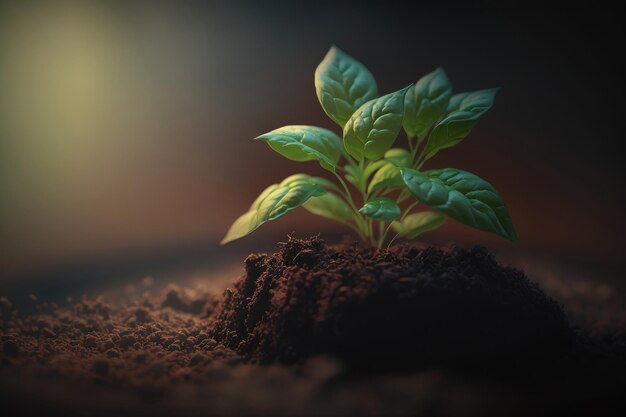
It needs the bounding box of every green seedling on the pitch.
[222,46,516,247]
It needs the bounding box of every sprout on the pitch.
[222,46,516,247]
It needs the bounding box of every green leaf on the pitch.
[363,159,387,178]
[403,68,452,141]
[342,160,386,191]
[368,163,403,193]
[359,197,401,221]
[315,46,378,128]
[221,174,326,244]
[303,193,352,225]
[391,212,446,239]
[256,125,343,171]
[306,175,338,192]
[445,89,499,114]
[343,164,360,187]
[383,148,411,167]
[343,86,411,161]
[401,168,516,241]
[367,149,411,193]
[422,89,498,161]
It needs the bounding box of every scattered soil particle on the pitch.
[211,236,573,372]
[0,286,233,393]
[84,335,98,348]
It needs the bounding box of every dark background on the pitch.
[1,0,624,288]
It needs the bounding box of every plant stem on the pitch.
[380,221,394,247]
[397,188,411,204]
[403,200,420,215]
[408,135,415,154]
[386,232,400,249]
[377,221,385,248]
[345,221,368,241]
[413,124,437,168]
[382,200,420,248]
[351,158,379,246]
[333,171,368,235]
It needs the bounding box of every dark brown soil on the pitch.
[0,285,232,392]
[1,236,626,416]
[211,236,572,372]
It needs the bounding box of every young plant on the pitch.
[221,46,516,247]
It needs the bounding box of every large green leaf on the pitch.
[391,212,446,239]
[303,193,352,225]
[359,197,401,221]
[368,148,411,193]
[221,174,326,244]
[255,125,343,171]
[403,68,452,141]
[315,46,378,128]
[401,168,516,241]
[422,89,498,161]
[343,86,411,161]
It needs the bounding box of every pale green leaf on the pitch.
[221,175,326,244]
[315,46,378,128]
[367,148,411,193]
[306,175,338,192]
[303,193,352,225]
[343,86,411,161]
[383,148,411,167]
[391,212,446,239]
[363,159,387,178]
[368,163,403,193]
[256,125,343,171]
[343,164,360,187]
[401,168,516,241]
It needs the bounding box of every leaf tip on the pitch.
[253,131,268,139]
[327,44,342,57]
[401,84,413,94]
[506,228,519,243]
[486,87,501,97]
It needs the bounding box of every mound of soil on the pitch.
[210,236,573,371]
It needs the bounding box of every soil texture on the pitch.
[1,236,625,416]
[211,236,573,371]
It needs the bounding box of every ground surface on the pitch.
[1,237,625,416]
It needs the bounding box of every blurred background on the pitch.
[1,1,624,292]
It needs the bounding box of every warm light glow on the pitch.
[0,1,221,273]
